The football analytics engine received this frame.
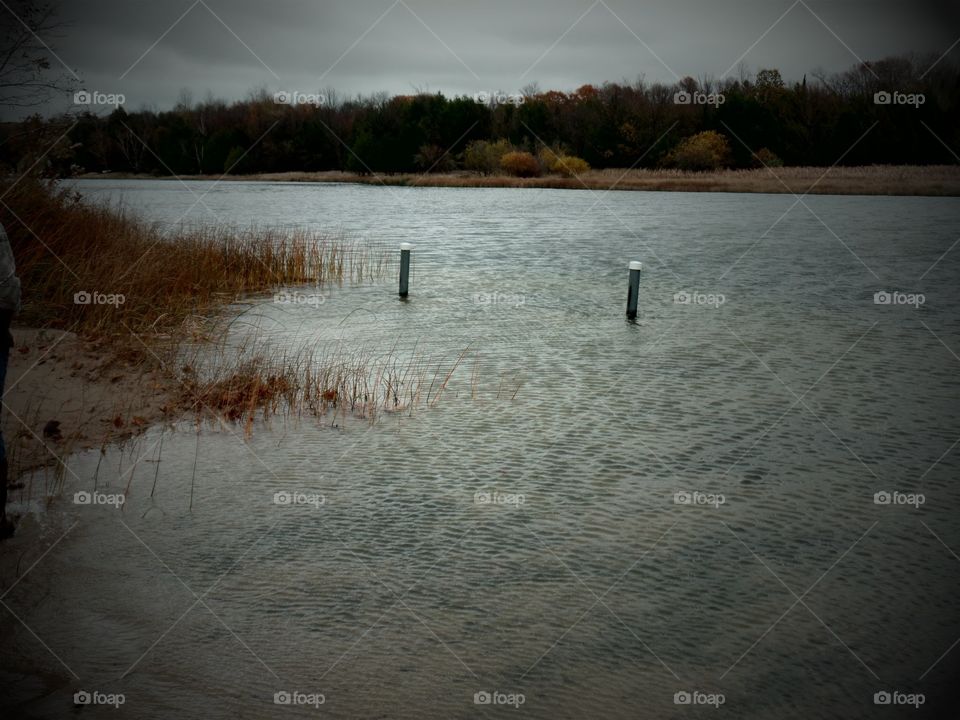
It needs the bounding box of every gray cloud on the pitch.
[11,0,960,116]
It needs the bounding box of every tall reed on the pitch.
[0,179,391,344]
[176,336,490,431]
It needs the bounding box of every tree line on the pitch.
[2,53,958,177]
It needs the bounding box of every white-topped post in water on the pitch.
[399,243,414,298]
[626,261,642,319]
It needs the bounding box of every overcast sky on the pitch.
[12,0,960,116]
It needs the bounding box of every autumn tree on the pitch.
[500,151,540,177]
[664,130,732,171]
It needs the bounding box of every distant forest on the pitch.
[3,53,958,176]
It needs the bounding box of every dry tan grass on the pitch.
[0,180,410,443]
[83,165,960,196]
[0,182,507,451]
[177,341,485,432]
[0,179,389,343]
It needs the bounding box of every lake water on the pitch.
[3,179,960,718]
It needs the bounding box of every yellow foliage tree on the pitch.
[500,151,541,177]
[665,131,732,171]
[551,155,590,176]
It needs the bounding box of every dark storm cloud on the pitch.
[13,0,960,115]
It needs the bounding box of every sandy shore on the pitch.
[79,165,960,196]
[3,327,175,480]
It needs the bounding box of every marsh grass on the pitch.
[1,179,391,344]
[90,165,960,195]
[175,336,499,432]
[2,182,518,432]
[0,180,408,485]
[0,181,531,518]
[11,339,520,509]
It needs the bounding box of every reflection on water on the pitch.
[2,180,960,718]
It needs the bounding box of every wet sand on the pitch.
[2,327,174,482]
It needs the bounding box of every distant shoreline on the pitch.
[73,165,960,196]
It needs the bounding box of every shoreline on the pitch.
[74,165,960,196]
[3,327,176,483]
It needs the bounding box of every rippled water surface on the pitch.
[3,180,960,718]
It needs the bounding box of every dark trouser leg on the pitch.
[0,456,8,538]
[0,317,11,537]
